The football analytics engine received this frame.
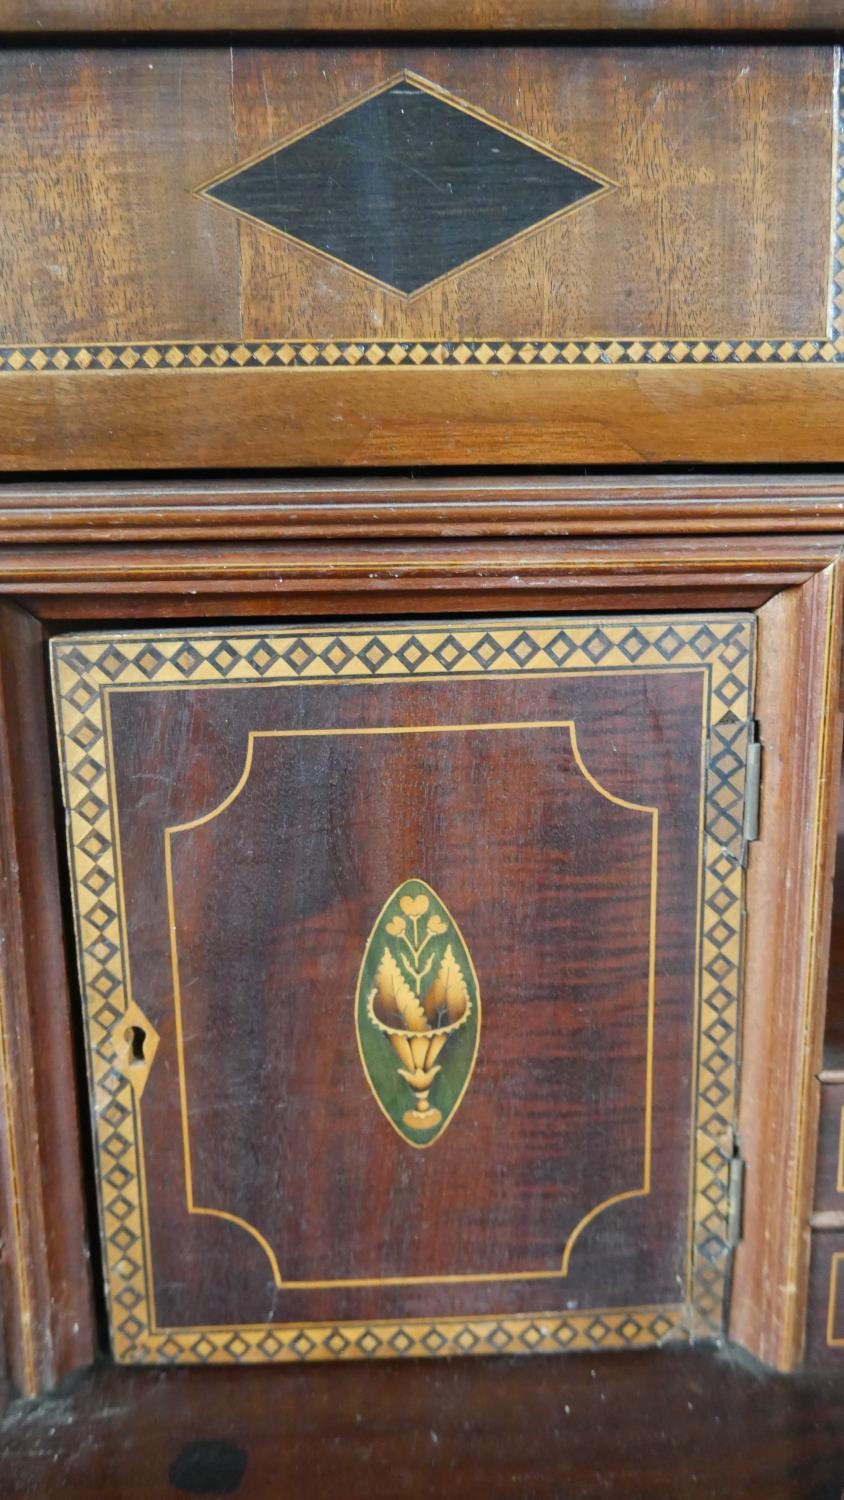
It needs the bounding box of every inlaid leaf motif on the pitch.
[372,948,428,1032]
[422,944,470,1026]
[355,879,481,1149]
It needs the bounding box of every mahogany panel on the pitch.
[50,614,753,1363]
[230,47,829,344]
[806,1231,844,1363]
[812,1081,844,1216]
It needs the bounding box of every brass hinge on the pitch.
[742,726,762,858]
[706,720,761,867]
[727,1150,745,1247]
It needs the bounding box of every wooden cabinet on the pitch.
[0,518,840,1395]
[1,8,844,1493]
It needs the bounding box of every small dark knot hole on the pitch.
[124,1024,146,1065]
[168,1439,247,1495]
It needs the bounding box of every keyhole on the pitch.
[124,1024,146,1066]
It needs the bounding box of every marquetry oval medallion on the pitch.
[355,879,481,1148]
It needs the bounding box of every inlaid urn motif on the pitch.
[355,880,481,1147]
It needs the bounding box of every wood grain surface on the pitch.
[0,475,842,545]
[0,47,830,347]
[50,615,748,1362]
[732,566,844,1369]
[1,1,842,32]
[1,1348,843,1500]
[8,365,844,470]
[0,606,96,1397]
[0,45,839,466]
[3,535,835,626]
[806,1230,844,1363]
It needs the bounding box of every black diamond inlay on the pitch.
[202,76,609,297]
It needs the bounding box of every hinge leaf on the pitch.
[727,1152,745,1247]
[742,733,761,854]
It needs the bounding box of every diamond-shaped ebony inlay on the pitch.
[201,73,611,297]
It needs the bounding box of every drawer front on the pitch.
[807,1234,844,1361]
[1,44,842,467]
[807,1082,844,1362]
[814,1081,844,1216]
[51,612,755,1365]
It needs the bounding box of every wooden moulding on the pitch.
[731,562,844,1369]
[0,530,841,1389]
[0,604,95,1399]
[0,534,838,622]
[1,0,843,30]
[0,476,843,545]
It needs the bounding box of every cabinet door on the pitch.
[51,613,755,1365]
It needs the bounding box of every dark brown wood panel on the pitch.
[806,1231,844,1363]
[2,1349,844,1500]
[0,47,831,347]
[0,540,839,1388]
[813,1081,844,1216]
[1,1,842,32]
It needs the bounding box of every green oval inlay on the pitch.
[355,879,481,1149]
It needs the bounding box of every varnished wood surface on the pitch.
[0,544,840,1391]
[8,366,844,470]
[3,535,838,623]
[2,1348,844,1500]
[732,568,844,1369]
[1,1,843,31]
[1,48,830,347]
[1,475,844,544]
[0,606,96,1397]
[807,1229,844,1362]
[93,657,702,1339]
[0,50,241,348]
[0,45,839,467]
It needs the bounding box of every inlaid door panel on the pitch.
[51,614,755,1364]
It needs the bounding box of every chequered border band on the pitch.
[5,336,844,373]
[51,615,754,1365]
